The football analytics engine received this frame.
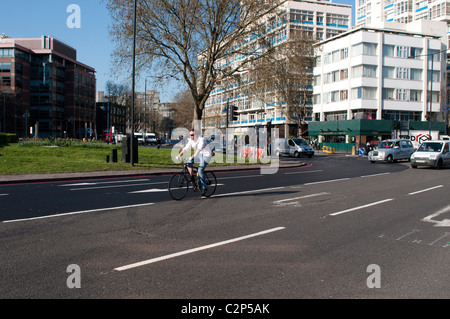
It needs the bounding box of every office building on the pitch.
[310,20,447,148]
[0,35,96,138]
[203,0,352,137]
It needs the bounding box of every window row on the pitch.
[314,88,440,103]
[317,64,439,82]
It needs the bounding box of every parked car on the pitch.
[368,139,416,163]
[410,140,450,169]
[145,133,157,145]
[274,138,314,158]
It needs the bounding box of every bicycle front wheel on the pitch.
[203,171,217,197]
[168,172,189,200]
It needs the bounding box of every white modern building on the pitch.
[203,0,352,137]
[310,20,447,147]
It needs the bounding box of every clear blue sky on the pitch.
[2,0,355,102]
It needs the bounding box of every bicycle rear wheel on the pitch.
[203,171,217,197]
[168,172,189,200]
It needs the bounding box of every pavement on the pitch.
[0,150,357,184]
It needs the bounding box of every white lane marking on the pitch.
[115,227,286,271]
[211,186,285,198]
[129,188,168,194]
[69,181,165,191]
[60,179,150,187]
[284,170,323,175]
[408,185,444,196]
[422,204,450,227]
[304,178,350,186]
[2,203,154,223]
[220,175,263,180]
[329,199,394,216]
[273,192,330,204]
[360,172,391,178]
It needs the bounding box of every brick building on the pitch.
[0,35,95,138]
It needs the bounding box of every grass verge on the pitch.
[0,140,272,175]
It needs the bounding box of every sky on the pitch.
[1,0,355,103]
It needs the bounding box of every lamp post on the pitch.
[130,0,137,166]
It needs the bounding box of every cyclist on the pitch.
[176,129,213,195]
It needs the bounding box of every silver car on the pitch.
[368,139,416,163]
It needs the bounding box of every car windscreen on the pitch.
[379,141,394,148]
[418,142,443,152]
[292,139,308,146]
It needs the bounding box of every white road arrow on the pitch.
[422,204,450,227]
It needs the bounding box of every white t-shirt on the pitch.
[183,136,213,158]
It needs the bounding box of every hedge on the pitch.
[0,133,18,145]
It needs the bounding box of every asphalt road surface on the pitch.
[1,154,449,303]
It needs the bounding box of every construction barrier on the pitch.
[243,146,265,158]
[322,146,336,154]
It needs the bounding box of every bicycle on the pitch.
[168,159,217,200]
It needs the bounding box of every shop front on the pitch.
[308,119,445,152]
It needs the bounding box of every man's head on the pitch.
[189,129,197,141]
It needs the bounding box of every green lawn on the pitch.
[0,140,265,175]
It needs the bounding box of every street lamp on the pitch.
[130,0,137,166]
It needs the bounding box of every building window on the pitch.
[382,88,395,100]
[0,76,11,86]
[0,62,11,73]
[352,42,377,56]
[352,65,377,77]
[410,68,422,80]
[383,66,395,78]
[0,49,14,57]
[396,67,410,79]
[410,90,422,102]
[352,87,377,99]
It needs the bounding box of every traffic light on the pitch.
[229,105,238,122]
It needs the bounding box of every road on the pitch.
[1,154,449,303]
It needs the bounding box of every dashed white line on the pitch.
[2,203,155,223]
[211,186,285,198]
[360,172,391,178]
[284,170,323,175]
[273,192,330,204]
[114,226,286,271]
[408,185,444,196]
[304,178,350,186]
[329,199,394,216]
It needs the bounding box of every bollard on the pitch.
[106,155,110,163]
[111,149,118,163]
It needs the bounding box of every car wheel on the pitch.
[411,164,417,169]
[436,159,443,170]
[294,151,299,158]
[386,155,393,163]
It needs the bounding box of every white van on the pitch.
[274,138,314,158]
[144,133,157,145]
[134,132,145,145]
[410,140,450,169]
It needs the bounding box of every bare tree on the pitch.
[105,0,286,124]
[172,89,196,130]
[251,32,315,137]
